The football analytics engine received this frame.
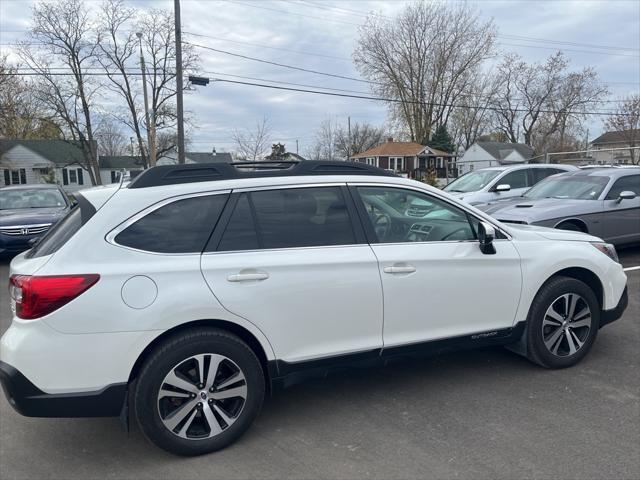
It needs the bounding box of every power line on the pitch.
[226,0,361,26]
[186,41,376,84]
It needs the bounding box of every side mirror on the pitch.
[617,191,636,203]
[477,221,496,255]
[495,184,511,192]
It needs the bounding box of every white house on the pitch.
[588,129,639,165]
[0,139,94,192]
[458,142,534,175]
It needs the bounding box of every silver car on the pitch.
[477,167,640,246]
[442,164,578,206]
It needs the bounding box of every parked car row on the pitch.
[441,165,639,246]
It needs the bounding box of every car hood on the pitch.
[505,223,601,243]
[477,197,597,223]
[0,207,67,226]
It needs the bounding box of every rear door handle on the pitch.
[383,265,416,274]
[227,272,270,282]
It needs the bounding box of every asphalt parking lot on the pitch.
[0,249,638,480]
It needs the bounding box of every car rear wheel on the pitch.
[526,276,600,369]
[134,328,265,456]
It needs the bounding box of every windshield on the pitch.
[0,188,67,210]
[524,175,609,200]
[444,169,502,193]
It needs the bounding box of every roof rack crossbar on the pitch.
[128,160,397,189]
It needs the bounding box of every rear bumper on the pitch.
[601,287,628,328]
[0,361,126,417]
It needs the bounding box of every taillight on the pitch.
[9,274,100,320]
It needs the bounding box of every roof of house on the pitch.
[352,140,454,159]
[475,142,534,161]
[99,155,144,169]
[591,129,640,145]
[187,152,233,163]
[0,139,91,166]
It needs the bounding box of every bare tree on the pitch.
[335,121,386,159]
[96,0,149,166]
[491,52,608,152]
[139,8,199,161]
[354,2,496,143]
[96,2,198,167]
[95,117,128,156]
[0,55,61,139]
[18,0,102,184]
[232,117,272,160]
[604,94,640,164]
[306,118,340,160]
[450,70,500,150]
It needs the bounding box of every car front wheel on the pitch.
[134,328,265,456]
[526,276,600,369]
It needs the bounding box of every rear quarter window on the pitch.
[114,194,229,253]
[28,207,83,258]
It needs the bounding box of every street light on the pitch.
[136,32,156,167]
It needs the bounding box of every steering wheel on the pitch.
[373,213,392,240]
[441,228,469,241]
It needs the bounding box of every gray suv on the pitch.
[442,164,577,205]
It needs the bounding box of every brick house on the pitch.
[350,138,457,181]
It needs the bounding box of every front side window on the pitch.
[114,194,228,253]
[605,175,639,200]
[218,187,356,251]
[498,169,530,189]
[357,186,476,243]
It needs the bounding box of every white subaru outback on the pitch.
[0,161,628,456]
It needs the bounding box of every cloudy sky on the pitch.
[1,0,639,155]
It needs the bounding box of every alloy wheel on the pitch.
[157,354,248,439]
[542,293,592,357]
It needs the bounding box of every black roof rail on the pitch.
[127,160,397,189]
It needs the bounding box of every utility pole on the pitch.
[174,0,186,164]
[136,32,156,167]
[347,116,351,161]
[296,139,299,155]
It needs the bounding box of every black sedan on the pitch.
[0,184,72,256]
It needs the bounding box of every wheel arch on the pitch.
[554,218,589,233]
[127,319,278,387]
[542,267,604,310]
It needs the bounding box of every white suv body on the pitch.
[0,162,628,455]
[443,164,578,205]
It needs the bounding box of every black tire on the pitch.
[556,221,586,233]
[133,328,265,456]
[526,276,600,369]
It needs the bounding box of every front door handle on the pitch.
[227,272,270,282]
[383,265,416,274]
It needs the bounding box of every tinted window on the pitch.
[218,194,259,251]
[218,187,356,251]
[525,175,609,200]
[28,207,82,258]
[115,194,228,253]
[606,175,640,200]
[498,169,530,189]
[531,168,564,184]
[357,187,476,243]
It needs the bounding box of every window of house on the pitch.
[111,171,119,183]
[218,187,356,251]
[114,194,229,253]
[69,169,77,183]
[365,157,378,167]
[436,157,443,169]
[389,157,404,171]
[3,169,27,186]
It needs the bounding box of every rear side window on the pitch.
[115,194,228,253]
[28,207,83,258]
[531,168,564,184]
[218,187,356,251]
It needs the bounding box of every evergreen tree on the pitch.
[428,125,455,153]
